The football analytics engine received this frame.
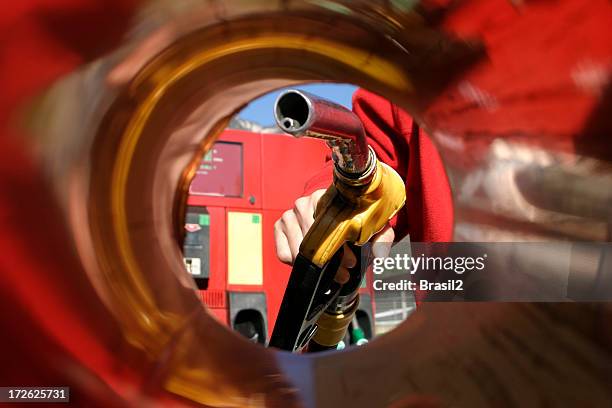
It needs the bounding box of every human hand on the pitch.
[274,189,395,284]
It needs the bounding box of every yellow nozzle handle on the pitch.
[299,159,406,268]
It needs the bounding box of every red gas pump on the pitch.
[182,129,376,344]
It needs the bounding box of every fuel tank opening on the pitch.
[3,0,611,407]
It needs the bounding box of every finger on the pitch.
[340,243,357,268]
[293,197,313,235]
[299,189,327,232]
[372,224,395,259]
[334,266,350,284]
[311,189,326,206]
[274,221,292,265]
[310,189,327,217]
[281,211,304,262]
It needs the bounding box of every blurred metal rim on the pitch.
[83,3,479,406]
[24,1,612,407]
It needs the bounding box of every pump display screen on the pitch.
[189,142,243,197]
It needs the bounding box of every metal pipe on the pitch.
[274,89,372,176]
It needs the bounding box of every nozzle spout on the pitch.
[274,89,372,176]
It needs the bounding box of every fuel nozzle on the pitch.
[269,89,405,353]
[274,89,376,184]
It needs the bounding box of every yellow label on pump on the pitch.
[227,212,263,285]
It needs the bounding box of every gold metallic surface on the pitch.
[312,297,360,347]
[300,160,406,267]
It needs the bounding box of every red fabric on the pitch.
[422,0,612,163]
[304,89,455,243]
[304,0,612,243]
[0,0,139,123]
[0,0,141,397]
